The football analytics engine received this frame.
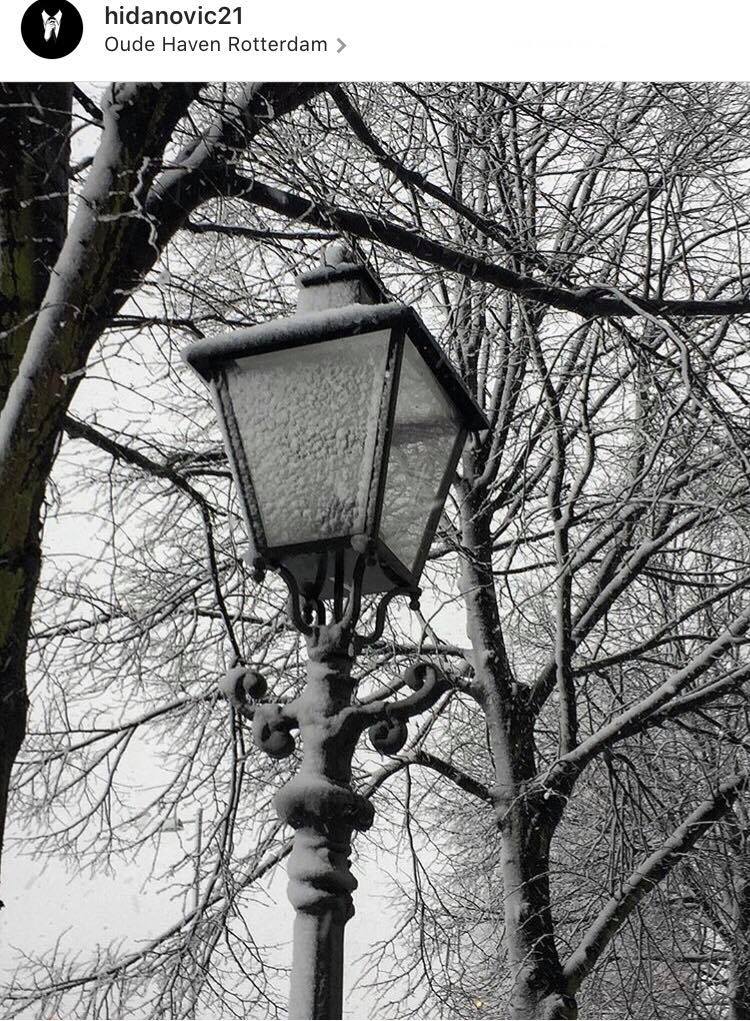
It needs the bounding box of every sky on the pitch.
[1,819,409,1018]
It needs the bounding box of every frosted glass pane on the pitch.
[226,330,391,547]
[380,339,460,571]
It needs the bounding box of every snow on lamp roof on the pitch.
[183,301,488,434]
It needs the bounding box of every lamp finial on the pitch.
[322,241,356,268]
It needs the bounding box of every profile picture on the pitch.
[21,0,83,58]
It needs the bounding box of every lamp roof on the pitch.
[182,301,489,433]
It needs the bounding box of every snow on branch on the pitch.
[0,83,199,482]
[562,772,749,993]
[231,174,750,321]
[554,604,750,775]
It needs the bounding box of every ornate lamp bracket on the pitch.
[219,641,452,1020]
[246,549,422,648]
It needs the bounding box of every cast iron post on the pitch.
[237,620,450,1020]
[276,624,372,1019]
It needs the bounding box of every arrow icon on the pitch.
[337,37,347,53]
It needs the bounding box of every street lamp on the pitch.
[183,245,487,1020]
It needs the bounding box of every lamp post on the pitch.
[183,245,487,1020]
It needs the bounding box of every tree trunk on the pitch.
[460,496,576,1019]
[0,506,42,872]
[0,85,72,872]
[499,781,576,1019]
[728,869,750,1019]
[729,956,750,1021]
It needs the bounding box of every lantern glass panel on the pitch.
[224,329,391,548]
[379,338,461,571]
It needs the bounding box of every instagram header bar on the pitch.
[3,0,745,81]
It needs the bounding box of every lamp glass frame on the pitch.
[184,301,487,598]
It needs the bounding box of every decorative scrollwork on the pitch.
[252,703,297,759]
[358,660,451,757]
[403,660,440,692]
[259,546,422,646]
[218,662,268,709]
[368,717,408,754]
[244,670,268,699]
[248,554,267,584]
[274,563,316,636]
[355,585,421,649]
[387,660,449,719]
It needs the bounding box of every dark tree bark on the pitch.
[459,492,577,1019]
[0,84,72,870]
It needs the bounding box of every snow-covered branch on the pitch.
[563,773,749,993]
